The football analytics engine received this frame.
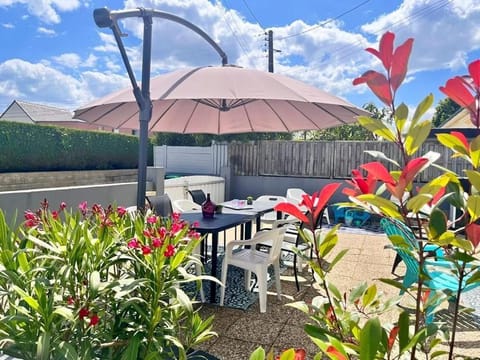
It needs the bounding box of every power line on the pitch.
[219,0,251,57]
[241,0,265,30]
[278,0,371,40]
[278,0,451,75]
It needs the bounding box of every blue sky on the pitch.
[1,0,479,121]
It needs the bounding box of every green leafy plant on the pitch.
[252,31,480,360]
[0,200,215,359]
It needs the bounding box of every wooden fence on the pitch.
[228,140,467,181]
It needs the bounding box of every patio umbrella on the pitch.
[74,7,369,210]
[74,65,368,134]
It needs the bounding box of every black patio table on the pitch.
[179,212,255,303]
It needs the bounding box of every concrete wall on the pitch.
[230,175,350,204]
[0,182,138,225]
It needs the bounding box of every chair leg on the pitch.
[257,269,267,313]
[293,254,300,291]
[219,260,229,306]
[273,261,282,300]
[244,270,252,291]
[392,253,402,275]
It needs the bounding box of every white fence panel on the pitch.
[154,145,228,176]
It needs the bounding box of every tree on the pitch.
[432,97,461,127]
[153,132,292,146]
[297,102,388,141]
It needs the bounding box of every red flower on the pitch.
[142,245,152,255]
[143,229,152,238]
[89,314,100,326]
[152,237,163,248]
[59,201,67,210]
[51,210,59,220]
[193,221,200,227]
[171,222,183,234]
[353,31,414,108]
[158,227,167,238]
[127,238,140,249]
[117,206,127,217]
[164,244,175,257]
[172,212,181,222]
[66,296,75,306]
[79,307,89,319]
[91,204,102,215]
[79,201,88,216]
[147,215,157,224]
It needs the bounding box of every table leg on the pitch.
[209,232,219,303]
[245,221,252,239]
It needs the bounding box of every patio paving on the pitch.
[194,229,480,360]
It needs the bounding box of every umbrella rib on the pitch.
[311,103,358,125]
[263,100,292,131]
[115,109,140,129]
[182,101,200,133]
[79,103,125,123]
[148,100,178,131]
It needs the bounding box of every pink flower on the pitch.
[171,222,183,234]
[172,212,181,222]
[193,221,200,228]
[142,245,152,255]
[51,210,59,220]
[117,206,127,217]
[158,227,167,238]
[67,296,75,306]
[127,238,140,249]
[24,210,36,221]
[152,237,163,248]
[143,229,152,238]
[147,216,157,224]
[164,244,175,257]
[79,201,88,215]
[59,202,67,210]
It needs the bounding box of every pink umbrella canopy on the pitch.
[74,65,368,134]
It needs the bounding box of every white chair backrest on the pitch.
[173,199,202,213]
[254,226,287,262]
[286,188,307,203]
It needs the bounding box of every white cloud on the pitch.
[0,59,128,111]
[37,27,56,36]
[52,53,82,68]
[0,0,81,24]
[360,0,480,73]
[2,23,14,28]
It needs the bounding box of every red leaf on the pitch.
[465,222,480,250]
[353,70,393,107]
[400,157,429,185]
[390,38,414,92]
[326,346,347,360]
[388,326,399,351]
[431,186,446,205]
[450,131,470,151]
[360,162,395,184]
[468,59,480,90]
[440,77,475,111]
[274,202,309,223]
[313,183,341,223]
[366,31,394,71]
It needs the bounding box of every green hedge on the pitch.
[0,121,153,172]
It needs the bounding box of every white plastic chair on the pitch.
[220,226,287,313]
[173,199,202,212]
[286,187,330,224]
[255,195,287,228]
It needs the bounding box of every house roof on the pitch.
[440,108,473,129]
[0,100,84,123]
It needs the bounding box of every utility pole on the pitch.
[268,30,274,73]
